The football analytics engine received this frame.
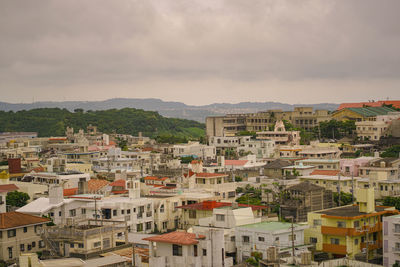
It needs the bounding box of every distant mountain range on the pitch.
[0,98,339,122]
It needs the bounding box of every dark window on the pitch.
[32,242,36,248]
[20,244,25,251]
[78,243,84,248]
[203,249,207,256]
[258,236,265,242]
[8,247,12,259]
[7,229,16,238]
[194,245,198,257]
[172,244,182,256]
[23,227,27,233]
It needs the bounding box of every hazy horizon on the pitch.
[1,1,400,105]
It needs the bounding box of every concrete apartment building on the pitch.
[172,141,216,160]
[356,112,400,141]
[0,132,38,145]
[0,212,49,263]
[21,171,91,189]
[280,182,334,223]
[383,214,400,267]
[235,221,309,262]
[206,107,330,137]
[305,188,398,261]
[256,120,301,146]
[296,159,340,170]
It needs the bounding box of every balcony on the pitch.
[323,243,347,255]
[393,247,400,253]
[360,240,382,251]
[321,226,362,237]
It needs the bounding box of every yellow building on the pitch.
[331,106,397,122]
[305,188,398,260]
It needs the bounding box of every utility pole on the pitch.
[351,172,355,204]
[290,216,295,265]
[338,173,341,207]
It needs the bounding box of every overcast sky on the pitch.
[1,0,399,105]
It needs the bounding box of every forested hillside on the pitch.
[0,108,205,140]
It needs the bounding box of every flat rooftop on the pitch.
[238,221,301,231]
[316,205,387,217]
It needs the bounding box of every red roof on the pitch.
[225,160,248,166]
[144,176,168,181]
[183,170,195,178]
[177,200,267,211]
[191,160,202,164]
[112,190,128,194]
[310,170,341,176]
[0,212,49,229]
[338,100,400,110]
[143,231,205,245]
[88,179,109,192]
[0,184,19,193]
[195,173,228,178]
[110,179,126,187]
[63,188,78,196]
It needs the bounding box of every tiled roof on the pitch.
[177,200,267,211]
[338,101,400,110]
[88,179,109,192]
[144,176,168,181]
[225,160,248,166]
[0,184,19,193]
[110,179,126,187]
[0,211,49,229]
[310,170,340,176]
[195,173,228,178]
[183,170,195,178]
[143,231,205,245]
[63,188,78,196]
[345,106,397,117]
[264,159,292,169]
[112,190,128,194]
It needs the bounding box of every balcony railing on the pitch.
[322,243,347,255]
[360,240,382,251]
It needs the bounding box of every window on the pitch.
[354,221,360,228]
[242,236,250,243]
[8,229,16,238]
[23,227,27,233]
[78,243,84,248]
[146,222,152,230]
[337,221,346,228]
[310,237,317,244]
[81,208,86,215]
[127,209,131,214]
[216,214,225,222]
[395,224,400,233]
[203,249,207,256]
[69,209,76,217]
[330,238,339,245]
[8,247,12,259]
[59,211,62,216]
[313,219,322,227]
[172,244,182,256]
[113,210,117,216]
[20,244,25,252]
[159,204,165,213]
[354,239,359,245]
[137,223,143,232]
[27,244,32,251]
[121,210,125,214]
[162,221,168,229]
[93,241,101,248]
[194,245,198,257]
[275,237,279,241]
[189,210,197,219]
[231,236,235,242]
[258,236,265,242]
[70,243,75,248]
[32,241,36,248]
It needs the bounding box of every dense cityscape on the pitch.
[0,100,399,266]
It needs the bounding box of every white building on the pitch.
[144,230,233,267]
[235,221,308,263]
[173,141,216,160]
[193,204,261,258]
[383,214,400,267]
[0,184,19,213]
[21,172,90,189]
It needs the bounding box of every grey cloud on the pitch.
[0,0,399,103]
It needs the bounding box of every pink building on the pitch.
[340,157,375,176]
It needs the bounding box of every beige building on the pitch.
[356,112,400,141]
[206,107,331,137]
[0,212,49,263]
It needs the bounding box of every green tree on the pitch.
[381,145,400,158]
[6,191,30,207]
[246,252,263,266]
[383,196,400,210]
[333,192,354,206]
